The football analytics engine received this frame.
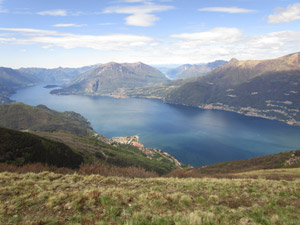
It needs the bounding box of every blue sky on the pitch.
[1,0,300,68]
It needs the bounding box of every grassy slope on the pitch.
[0,171,299,224]
[166,150,300,178]
[33,131,180,175]
[0,127,83,169]
[196,150,300,173]
[0,102,94,136]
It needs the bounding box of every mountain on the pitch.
[51,62,169,97]
[0,67,38,104]
[18,65,97,84]
[166,60,228,80]
[206,60,228,69]
[0,127,83,168]
[0,67,38,87]
[160,52,300,126]
[0,103,94,136]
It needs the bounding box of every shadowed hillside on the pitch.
[0,127,83,168]
[0,103,94,136]
[0,67,38,104]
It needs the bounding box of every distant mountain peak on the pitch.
[52,61,169,96]
[228,58,239,64]
[166,60,228,80]
[105,61,120,66]
[280,52,300,65]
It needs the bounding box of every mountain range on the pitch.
[124,52,300,126]
[18,65,97,84]
[2,52,300,126]
[166,60,227,80]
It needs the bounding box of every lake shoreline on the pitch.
[10,84,300,167]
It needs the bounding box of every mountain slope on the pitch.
[33,131,182,174]
[18,65,97,84]
[166,64,211,80]
[0,67,38,87]
[1,169,299,224]
[0,127,83,168]
[0,67,38,104]
[51,62,169,96]
[163,52,300,125]
[0,103,94,136]
[167,150,300,177]
[199,52,300,88]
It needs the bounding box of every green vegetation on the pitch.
[0,127,83,169]
[0,102,94,136]
[0,170,299,224]
[0,128,181,175]
[34,131,181,175]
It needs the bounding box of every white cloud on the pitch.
[0,27,154,50]
[268,3,300,23]
[37,9,67,16]
[103,3,174,27]
[52,24,85,27]
[198,7,256,14]
[125,13,159,26]
[169,28,300,64]
[1,26,300,66]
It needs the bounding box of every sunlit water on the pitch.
[11,84,300,166]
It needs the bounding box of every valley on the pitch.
[1,1,300,224]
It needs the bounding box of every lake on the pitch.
[11,84,300,167]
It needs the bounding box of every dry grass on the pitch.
[0,171,299,224]
[165,167,300,181]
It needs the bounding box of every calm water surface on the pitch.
[11,84,300,166]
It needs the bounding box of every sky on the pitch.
[1,0,300,68]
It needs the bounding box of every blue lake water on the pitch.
[11,84,300,167]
